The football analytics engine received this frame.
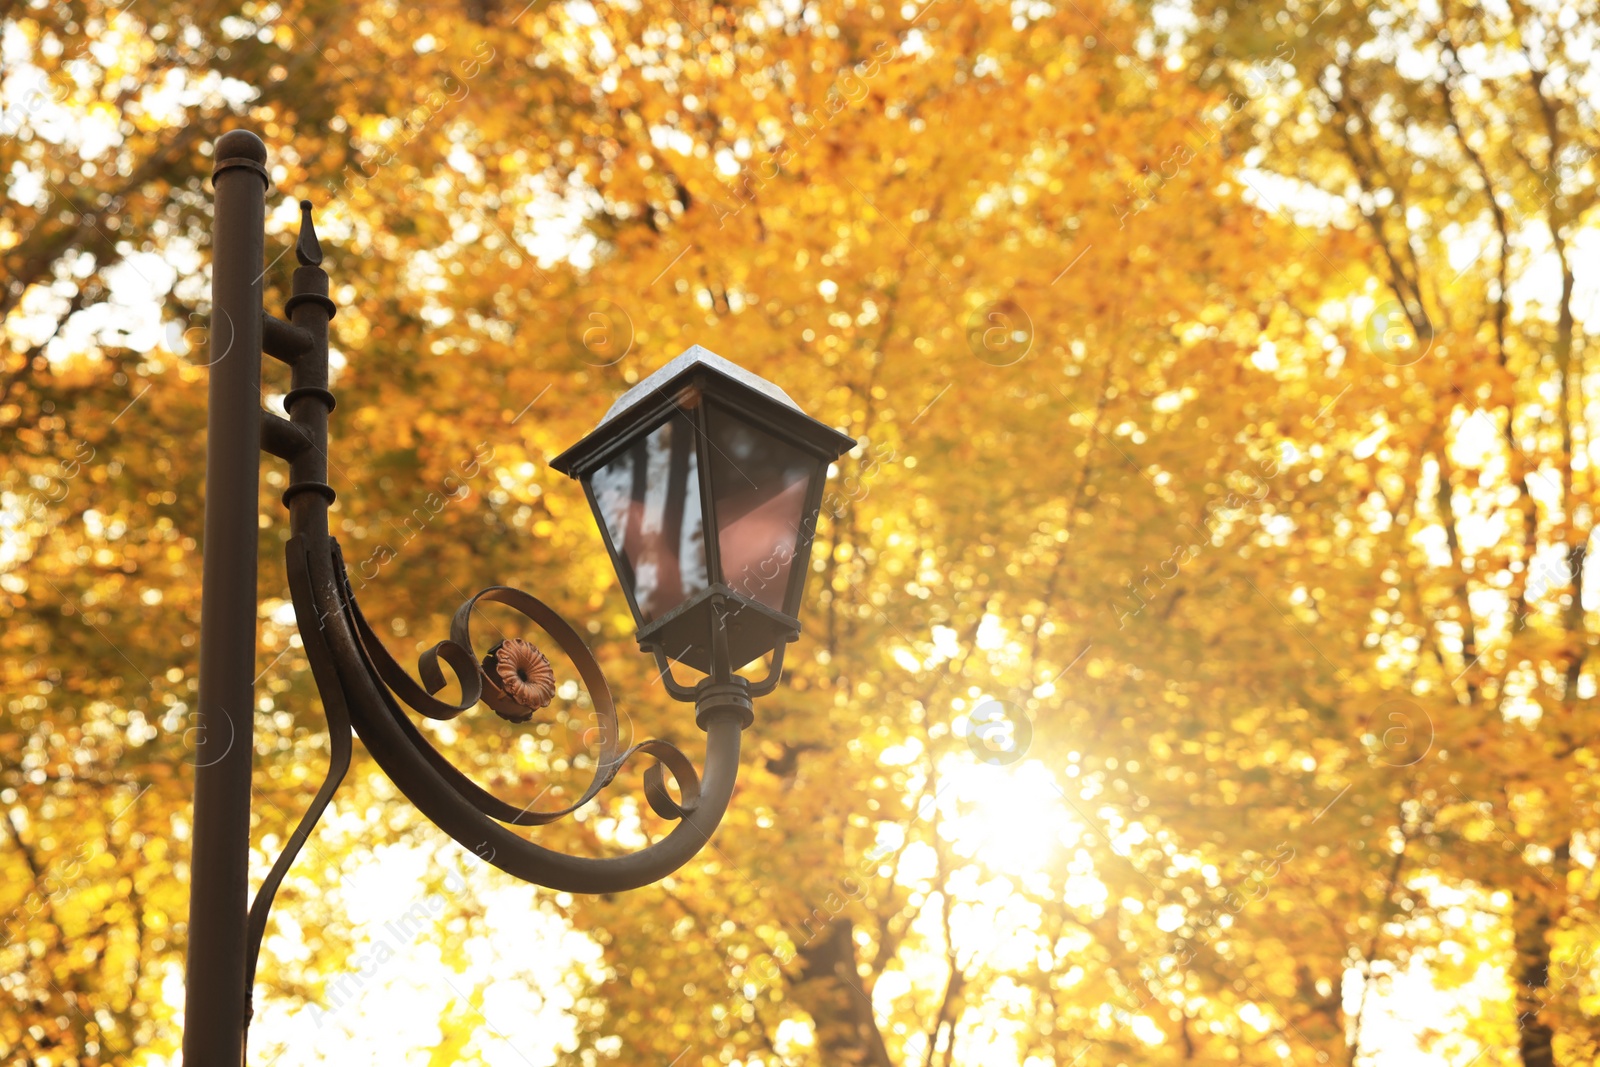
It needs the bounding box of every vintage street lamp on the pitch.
[552,347,854,698]
[185,129,853,1065]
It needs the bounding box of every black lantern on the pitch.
[552,346,855,675]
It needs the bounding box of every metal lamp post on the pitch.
[184,129,853,1065]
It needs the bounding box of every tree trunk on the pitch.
[1290,962,1346,1063]
[1514,888,1556,1067]
[791,918,895,1067]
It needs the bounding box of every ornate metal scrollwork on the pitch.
[331,541,706,825]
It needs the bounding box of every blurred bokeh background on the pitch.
[5,0,1600,1063]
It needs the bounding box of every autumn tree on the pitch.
[9,0,1599,1065]
[1139,1,1600,1063]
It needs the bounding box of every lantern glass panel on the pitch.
[589,414,708,623]
[705,404,816,614]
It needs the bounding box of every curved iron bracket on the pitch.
[279,529,747,893]
[242,538,352,1018]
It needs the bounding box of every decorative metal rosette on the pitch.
[484,638,557,723]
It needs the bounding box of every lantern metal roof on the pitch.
[551,345,855,478]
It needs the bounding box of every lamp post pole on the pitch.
[184,129,269,1065]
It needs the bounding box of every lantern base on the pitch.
[636,584,799,675]
[693,679,755,731]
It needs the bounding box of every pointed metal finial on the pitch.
[295,200,323,267]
